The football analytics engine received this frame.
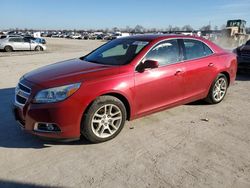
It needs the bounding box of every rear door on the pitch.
[9,38,30,50]
[22,38,31,50]
[8,38,20,50]
[180,39,218,100]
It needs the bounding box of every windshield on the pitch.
[82,38,149,65]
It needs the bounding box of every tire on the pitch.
[81,96,127,143]
[4,46,13,52]
[35,46,43,51]
[205,74,228,104]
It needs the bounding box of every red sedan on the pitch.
[13,35,237,143]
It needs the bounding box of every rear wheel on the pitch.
[4,46,13,52]
[81,96,126,143]
[205,74,228,104]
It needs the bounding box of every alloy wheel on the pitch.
[213,77,227,102]
[91,104,122,138]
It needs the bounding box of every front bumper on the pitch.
[13,85,84,140]
[13,102,82,140]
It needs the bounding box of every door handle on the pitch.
[208,63,214,67]
[175,70,183,76]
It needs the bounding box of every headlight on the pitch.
[33,83,81,103]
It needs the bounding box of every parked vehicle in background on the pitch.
[81,34,89,40]
[13,35,237,143]
[88,34,97,40]
[23,36,46,44]
[51,34,61,38]
[0,35,21,39]
[103,34,113,40]
[0,37,46,52]
[96,34,106,40]
[70,34,82,39]
[111,32,130,39]
[234,39,250,71]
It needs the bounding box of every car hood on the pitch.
[24,58,119,88]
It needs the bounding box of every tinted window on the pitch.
[183,39,213,60]
[204,44,213,56]
[0,36,7,39]
[83,39,149,65]
[144,40,180,66]
[9,38,24,42]
[23,38,31,42]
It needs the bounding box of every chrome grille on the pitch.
[15,82,31,107]
[18,83,31,93]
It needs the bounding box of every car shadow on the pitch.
[0,179,62,188]
[0,87,92,149]
[186,100,209,106]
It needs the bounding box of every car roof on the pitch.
[125,34,204,42]
[125,34,223,53]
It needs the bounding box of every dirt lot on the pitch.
[0,38,250,188]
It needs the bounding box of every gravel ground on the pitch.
[0,38,250,188]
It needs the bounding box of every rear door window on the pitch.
[9,38,24,43]
[183,39,213,60]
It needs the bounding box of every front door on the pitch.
[134,39,185,116]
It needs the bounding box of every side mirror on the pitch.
[144,60,159,69]
[136,60,159,73]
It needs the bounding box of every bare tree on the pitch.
[166,25,172,32]
[172,26,181,32]
[200,25,211,31]
[220,24,226,30]
[134,25,144,33]
[181,25,193,31]
[125,26,132,33]
[112,27,119,32]
[104,28,110,33]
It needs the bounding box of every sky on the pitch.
[1,0,250,30]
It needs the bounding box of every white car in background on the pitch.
[0,37,46,52]
[111,32,130,39]
[70,34,81,39]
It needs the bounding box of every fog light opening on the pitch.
[34,122,61,133]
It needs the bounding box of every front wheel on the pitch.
[205,74,228,104]
[81,96,126,143]
[35,46,43,51]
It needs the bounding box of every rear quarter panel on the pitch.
[216,52,237,85]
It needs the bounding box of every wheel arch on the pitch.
[35,45,43,51]
[220,71,230,86]
[4,45,14,51]
[102,92,131,120]
[83,92,131,121]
